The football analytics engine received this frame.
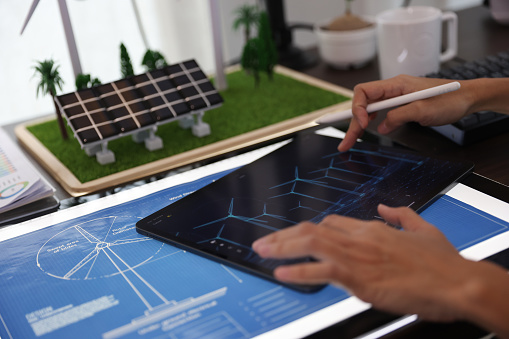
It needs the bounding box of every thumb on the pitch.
[377,204,432,233]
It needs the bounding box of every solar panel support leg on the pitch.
[178,116,194,129]
[84,144,102,157]
[96,142,116,165]
[144,128,163,151]
[132,129,151,143]
[192,111,211,138]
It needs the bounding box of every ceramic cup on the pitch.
[315,18,377,69]
[376,6,457,79]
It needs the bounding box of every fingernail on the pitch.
[378,122,390,134]
[255,244,271,257]
[274,266,290,280]
[252,239,268,255]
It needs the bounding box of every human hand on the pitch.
[338,75,475,152]
[252,204,476,322]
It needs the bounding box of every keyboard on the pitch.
[425,50,509,145]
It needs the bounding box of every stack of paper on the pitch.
[0,127,56,220]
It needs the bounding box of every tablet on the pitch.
[136,133,473,292]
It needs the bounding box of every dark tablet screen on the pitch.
[136,133,473,291]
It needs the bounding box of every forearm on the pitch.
[453,260,509,338]
[465,78,509,115]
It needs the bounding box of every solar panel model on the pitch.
[55,59,223,165]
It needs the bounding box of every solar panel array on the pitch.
[55,59,223,148]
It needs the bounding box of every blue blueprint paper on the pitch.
[0,170,507,339]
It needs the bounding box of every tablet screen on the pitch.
[136,133,473,291]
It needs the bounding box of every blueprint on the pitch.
[0,155,508,338]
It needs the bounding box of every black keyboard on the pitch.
[425,50,509,145]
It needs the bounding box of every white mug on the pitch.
[376,6,458,79]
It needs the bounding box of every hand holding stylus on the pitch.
[317,81,461,124]
[336,75,474,152]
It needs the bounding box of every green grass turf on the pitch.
[28,70,349,183]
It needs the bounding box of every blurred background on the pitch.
[0,0,482,126]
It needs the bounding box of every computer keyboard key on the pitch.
[498,51,509,60]
[490,72,506,78]
[477,111,496,122]
[454,114,479,129]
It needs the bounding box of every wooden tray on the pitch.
[15,66,353,197]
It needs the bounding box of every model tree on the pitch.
[142,49,168,71]
[241,38,261,87]
[75,73,101,90]
[241,11,278,87]
[120,43,135,78]
[257,11,278,80]
[233,4,260,45]
[33,59,68,140]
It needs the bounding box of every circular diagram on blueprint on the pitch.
[36,216,164,280]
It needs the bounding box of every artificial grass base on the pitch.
[28,70,349,183]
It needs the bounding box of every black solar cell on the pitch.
[95,84,115,95]
[58,93,78,106]
[199,82,215,93]
[102,94,123,107]
[156,79,175,92]
[164,91,183,102]
[128,101,148,114]
[97,124,117,138]
[137,84,158,97]
[70,115,91,130]
[64,105,85,117]
[180,86,199,98]
[147,96,165,108]
[78,89,96,101]
[152,107,174,121]
[115,118,138,133]
[190,70,207,81]
[109,107,130,120]
[120,89,141,102]
[206,93,223,106]
[77,128,100,144]
[136,113,156,126]
[172,102,191,116]
[186,98,207,110]
[85,100,103,111]
[172,75,190,86]
[90,111,110,124]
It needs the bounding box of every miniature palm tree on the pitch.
[120,43,135,78]
[142,49,168,71]
[33,59,68,140]
[75,73,101,90]
[233,4,260,45]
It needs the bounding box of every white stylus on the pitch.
[316,81,461,124]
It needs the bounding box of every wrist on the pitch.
[466,78,509,115]
[452,260,509,337]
